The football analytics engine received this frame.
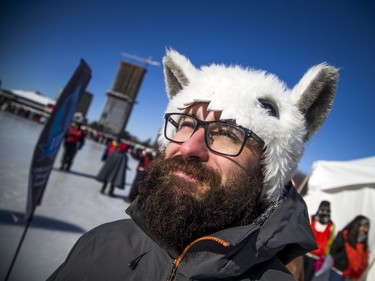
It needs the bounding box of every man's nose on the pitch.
[179,128,209,161]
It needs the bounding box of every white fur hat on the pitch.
[158,49,338,203]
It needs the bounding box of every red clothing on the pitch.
[66,127,84,144]
[107,141,128,155]
[107,141,120,155]
[310,219,334,257]
[137,155,150,172]
[342,230,369,280]
[118,143,129,152]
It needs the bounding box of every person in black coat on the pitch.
[127,148,154,202]
[96,140,129,197]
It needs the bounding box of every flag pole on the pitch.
[4,59,92,281]
[4,208,35,281]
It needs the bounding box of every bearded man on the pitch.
[48,49,338,281]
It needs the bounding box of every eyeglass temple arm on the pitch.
[250,132,265,147]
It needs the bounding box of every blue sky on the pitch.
[1,0,374,174]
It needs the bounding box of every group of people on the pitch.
[304,200,370,281]
[47,49,371,281]
[60,121,154,200]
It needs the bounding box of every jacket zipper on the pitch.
[166,236,230,281]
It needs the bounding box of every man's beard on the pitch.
[138,154,264,252]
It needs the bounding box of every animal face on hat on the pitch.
[158,49,338,203]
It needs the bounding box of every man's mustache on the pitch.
[147,155,221,185]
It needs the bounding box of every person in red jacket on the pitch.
[59,121,85,171]
[329,215,370,281]
[304,200,335,281]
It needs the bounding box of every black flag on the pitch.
[25,59,91,220]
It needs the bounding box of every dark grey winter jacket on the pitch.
[47,185,316,280]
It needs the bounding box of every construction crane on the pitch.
[121,52,161,68]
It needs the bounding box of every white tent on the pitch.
[303,156,375,281]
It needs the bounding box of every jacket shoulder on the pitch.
[88,219,140,234]
[47,219,152,281]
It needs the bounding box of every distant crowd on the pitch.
[60,120,156,203]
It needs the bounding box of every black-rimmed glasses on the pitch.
[164,113,265,157]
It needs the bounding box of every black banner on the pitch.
[25,59,91,220]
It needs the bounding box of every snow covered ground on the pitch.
[0,111,138,281]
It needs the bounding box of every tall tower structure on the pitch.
[99,61,147,135]
[76,91,93,119]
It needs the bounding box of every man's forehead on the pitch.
[184,103,235,122]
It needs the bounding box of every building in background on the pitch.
[0,89,56,123]
[76,91,93,121]
[99,61,147,135]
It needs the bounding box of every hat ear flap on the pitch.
[163,49,196,99]
[292,63,339,141]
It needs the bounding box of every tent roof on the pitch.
[308,156,375,192]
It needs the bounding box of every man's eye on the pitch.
[211,127,241,142]
[178,120,195,130]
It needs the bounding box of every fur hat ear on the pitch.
[163,49,197,99]
[292,63,339,141]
